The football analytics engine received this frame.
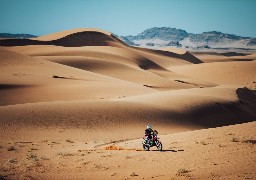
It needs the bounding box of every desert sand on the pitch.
[0,28,255,179]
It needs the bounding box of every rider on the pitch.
[145,124,154,142]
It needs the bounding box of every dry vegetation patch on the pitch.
[176,169,192,177]
[57,152,75,156]
[7,146,17,151]
[243,139,256,145]
[232,137,239,142]
[105,145,124,150]
[66,139,74,143]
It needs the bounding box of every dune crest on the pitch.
[35,28,112,41]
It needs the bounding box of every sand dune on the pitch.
[169,60,256,89]
[191,51,256,63]
[117,86,256,127]
[0,28,255,179]
[0,86,255,142]
[0,28,126,47]
[0,99,255,179]
[0,50,156,105]
[0,43,211,90]
[35,28,112,41]
[33,54,211,90]
[134,46,203,65]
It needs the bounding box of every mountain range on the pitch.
[121,27,256,49]
[1,27,256,50]
[0,33,37,39]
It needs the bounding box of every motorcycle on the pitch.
[142,131,162,151]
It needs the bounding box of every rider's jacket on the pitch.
[145,128,153,138]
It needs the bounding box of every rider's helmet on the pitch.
[146,124,152,129]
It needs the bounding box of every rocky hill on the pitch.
[122,27,256,49]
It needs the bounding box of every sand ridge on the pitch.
[0,28,126,47]
[34,28,112,41]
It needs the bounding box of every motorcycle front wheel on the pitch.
[143,144,150,151]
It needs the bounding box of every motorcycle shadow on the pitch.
[151,149,184,152]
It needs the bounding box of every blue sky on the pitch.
[0,0,256,37]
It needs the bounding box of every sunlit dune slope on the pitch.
[191,51,256,63]
[169,60,256,89]
[0,50,156,105]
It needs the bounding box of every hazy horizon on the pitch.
[1,0,256,37]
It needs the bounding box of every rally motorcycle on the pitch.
[142,131,162,151]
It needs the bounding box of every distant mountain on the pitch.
[122,27,256,49]
[0,33,37,39]
[116,36,135,46]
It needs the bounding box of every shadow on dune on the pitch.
[52,75,87,81]
[0,84,33,90]
[53,32,124,47]
[176,101,255,128]
[136,56,168,70]
[220,52,247,57]
[127,87,255,130]
[191,51,249,57]
[0,38,50,46]
[157,88,256,129]
[236,87,256,114]
[229,58,256,62]
[134,46,203,64]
